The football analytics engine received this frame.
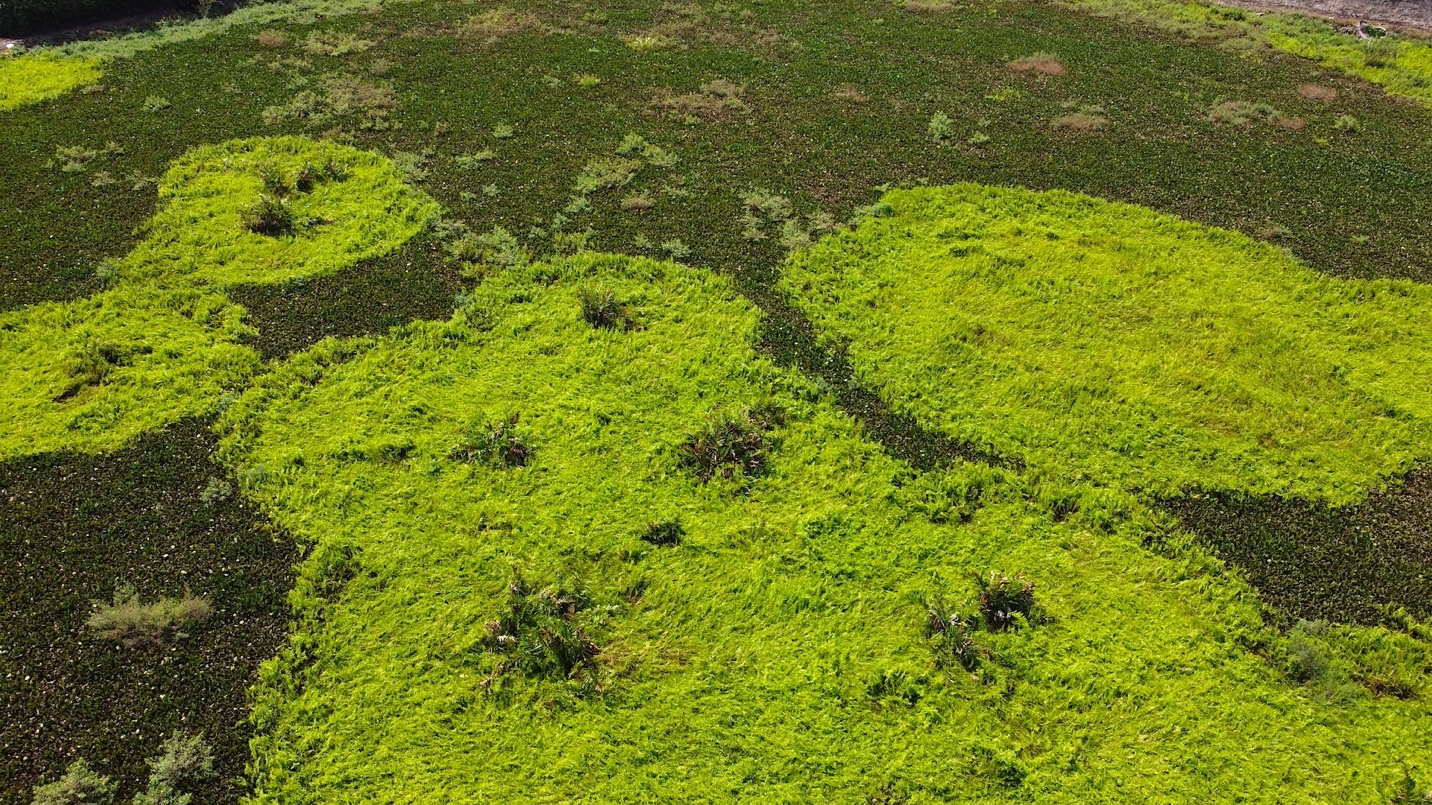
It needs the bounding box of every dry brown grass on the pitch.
[460,8,544,43]
[254,29,288,48]
[1008,52,1066,76]
[653,79,749,120]
[621,193,655,211]
[1052,112,1108,132]
[1297,83,1338,102]
[902,0,959,10]
[1277,116,1307,129]
[831,85,868,103]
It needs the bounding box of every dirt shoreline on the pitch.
[1212,0,1432,34]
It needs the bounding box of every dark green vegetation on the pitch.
[1166,468,1432,624]
[3,0,1432,801]
[0,419,295,803]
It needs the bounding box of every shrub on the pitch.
[449,414,531,468]
[578,286,635,331]
[478,569,601,688]
[199,476,232,505]
[1333,114,1362,133]
[928,112,955,143]
[142,96,170,112]
[243,194,300,237]
[642,519,684,546]
[661,238,691,260]
[132,732,215,805]
[1286,635,1329,683]
[679,406,781,483]
[85,584,213,647]
[29,759,115,805]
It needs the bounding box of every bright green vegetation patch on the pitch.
[0,136,435,459]
[118,136,436,287]
[783,183,1432,504]
[222,253,1431,802]
[0,54,102,111]
[1058,0,1432,108]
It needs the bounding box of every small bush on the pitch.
[199,476,232,505]
[492,123,515,139]
[679,406,781,483]
[1286,635,1329,683]
[132,732,215,805]
[928,112,955,143]
[85,584,213,648]
[578,286,636,331]
[642,519,684,546]
[450,414,531,468]
[976,572,1037,631]
[29,759,115,805]
[142,96,170,112]
[1333,114,1362,133]
[661,238,691,260]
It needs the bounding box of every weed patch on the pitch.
[653,79,748,121]
[449,414,531,468]
[1007,52,1066,76]
[85,584,212,648]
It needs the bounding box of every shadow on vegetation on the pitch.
[0,418,296,804]
[1163,467,1432,625]
[728,256,1018,473]
[229,233,462,359]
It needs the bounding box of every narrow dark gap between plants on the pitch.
[0,418,297,805]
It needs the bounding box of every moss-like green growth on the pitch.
[0,285,257,458]
[0,54,102,111]
[224,253,1430,803]
[0,136,436,459]
[783,183,1432,503]
[117,137,437,287]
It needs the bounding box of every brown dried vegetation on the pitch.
[1008,52,1066,76]
[653,79,749,120]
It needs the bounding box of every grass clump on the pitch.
[461,8,544,42]
[476,569,602,691]
[449,414,531,468]
[301,30,376,57]
[578,286,636,330]
[928,111,955,143]
[679,406,781,483]
[641,519,684,546]
[85,584,212,648]
[783,183,1432,503]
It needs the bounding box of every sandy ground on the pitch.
[1221,0,1432,33]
